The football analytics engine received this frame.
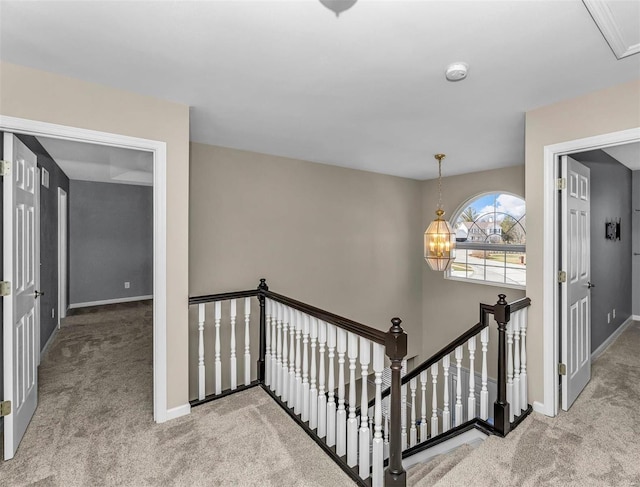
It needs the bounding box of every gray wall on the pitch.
[69,180,152,305]
[573,151,632,351]
[634,171,640,317]
[17,135,71,350]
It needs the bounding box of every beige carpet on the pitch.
[430,320,640,487]
[0,301,354,486]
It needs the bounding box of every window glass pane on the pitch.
[449,192,526,288]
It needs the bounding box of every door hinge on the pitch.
[558,363,567,376]
[0,160,10,177]
[558,271,567,283]
[0,281,11,297]
[557,177,566,191]
[0,400,11,417]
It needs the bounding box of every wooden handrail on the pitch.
[375,321,485,405]
[189,284,387,345]
[262,290,388,345]
[189,289,259,305]
[375,295,532,406]
[509,296,531,313]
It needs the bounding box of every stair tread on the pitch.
[407,444,474,487]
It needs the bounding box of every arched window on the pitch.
[447,192,526,288]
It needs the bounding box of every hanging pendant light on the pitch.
[424,154,456,271]
[319,0,358,17]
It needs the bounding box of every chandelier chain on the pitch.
[438,158,442,210]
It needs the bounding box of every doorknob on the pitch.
[34,290,45,299]
[587,282,595,289]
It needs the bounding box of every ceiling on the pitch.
[603,142,640,170]
[1,1,639,180]
[37,136,153,186]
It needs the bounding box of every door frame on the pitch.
[540,126,640,417]
[0,115,170,423]
[57,188,67,327]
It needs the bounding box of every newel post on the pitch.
[493,294,511,436]
[384,317,407,487]
[257,278,269,383]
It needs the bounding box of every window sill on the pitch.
[444,274,526,291]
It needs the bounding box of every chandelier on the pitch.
[424,154,456,271]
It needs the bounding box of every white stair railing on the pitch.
[189,285,533,486]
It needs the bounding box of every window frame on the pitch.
[445,191,526,290]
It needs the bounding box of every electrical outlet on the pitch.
[124,281,130,289]
[52,308,55,319]
[607,313,611,324]
[613,309,616,319]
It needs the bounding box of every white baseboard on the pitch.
[69,295,153,309]
[161,403,191,422]
[633,315,640,321]
[592,316,634,362]
[533,401,548,416]
[402,427,488,470]
[40,324,60,361]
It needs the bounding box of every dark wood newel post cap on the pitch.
[258,278,269,291]
[386,317,407,360]
[494,294,510,324]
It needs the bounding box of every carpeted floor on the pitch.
[3,302,639,486]
[430,320,640,487]
[0,301,354,486]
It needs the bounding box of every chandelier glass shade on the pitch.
[424,154,456,271]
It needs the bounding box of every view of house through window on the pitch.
[447,193,526,287]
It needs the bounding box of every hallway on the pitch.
[0,301,352,486]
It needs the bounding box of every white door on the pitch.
[561,155,591,411]
[3,133,39,460]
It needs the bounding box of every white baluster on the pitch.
[274,303,282,395]
[507,318,514,423]
[289,309,297,409]
[336,328,347,457]
[358,337,371,478]
[265,299,272,387]
[409,378,417,447]
[214,301,222,395]
[420,371,428,442]
[520,309,528,411]
[294,311,302,414]
[230,300,237,390]
[431,363,439,436]
[467,336,476,421]
[442,354,450,432]
[480,327,489,420]
[244,297,251,385]
[301,314,310,422]
[383,403,390,459]
[197,304,206,400]
[371,343,384,487]
[347,332,359,467]
[317,320,327,437]
[326,323,337,447]
[513,311,521,416]
[307,318,324,428]
[401,383,407,450]
[455,346,463,427]
[281,306,289,402]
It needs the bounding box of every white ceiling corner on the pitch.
[583,0,640,59]
[37,136,153,186]
[602,142,640,171]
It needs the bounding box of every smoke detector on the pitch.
[445,62,468,82]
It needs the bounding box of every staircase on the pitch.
[188,278,532,486]
[407,444,475,486]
